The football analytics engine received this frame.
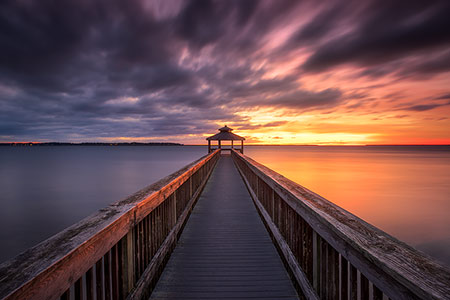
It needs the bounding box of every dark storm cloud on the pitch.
[399,51,450,78]
[301,0,450,72]
[287,1,352,45]
[0,0,449,141]
[402,101,450,112]
[175,0,234,48]
[228,75,299,98]
[267,88,343,109]
[434,93,450,100]
[237,87,343,110]
[0,0,179,96]
[233,121,288,131]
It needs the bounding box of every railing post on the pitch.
[271,189,275,220]
[313,231,319,293]
[120,230,135,298]
[189,176,193,199]
[173,192,177,227]
[96,259,104,300]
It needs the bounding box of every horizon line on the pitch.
[2,142,450,147]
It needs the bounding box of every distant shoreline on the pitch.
[1,143,449,148]
[0,142,184,146]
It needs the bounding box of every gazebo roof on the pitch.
[206,125,245,141]
[218,125,233,132]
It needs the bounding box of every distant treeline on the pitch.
[0,142,183,146]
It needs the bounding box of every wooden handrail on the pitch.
[0,149,220,300]
[231,149,450,300]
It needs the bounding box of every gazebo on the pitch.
[206,125,245,154]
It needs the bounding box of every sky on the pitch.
[0,0,449,145]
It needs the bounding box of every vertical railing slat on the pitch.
[306,224,314,283]
[135,224,140,279]
[320,238,327,300]
[350,264,357,300]
[361,273,369,300]
[341,256,348,300]
[74,278,82,300]
[96,258,104,300]
[333,247,339,300]
[313,232,319,295]
[61,289,70,300]
[86,267,94,300]
[327,244,334,300]
[120,231,134,298]
[111,245,119,300]
[118,240,124,299]
[141,220,145,273]
[104,251,111,300]
[373,284,383,300]
[144,215,149,266]
[150,211,155,258]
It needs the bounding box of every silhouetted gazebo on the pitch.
[206,125,245,153]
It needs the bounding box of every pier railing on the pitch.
[231,149,450,300]
[0,149,220,300]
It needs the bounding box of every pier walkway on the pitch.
[150,156,298,299]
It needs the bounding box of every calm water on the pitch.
[0,146,205,263]
[245,145,450,266]
[0,145,449,267]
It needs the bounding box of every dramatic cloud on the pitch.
[0,0,449,144]
[301,1,450,72]
[402,101,450,112]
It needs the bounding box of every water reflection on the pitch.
[245,145,450,266]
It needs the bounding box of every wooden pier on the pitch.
[150,156,297,299]
[1,149,449,300]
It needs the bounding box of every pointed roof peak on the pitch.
[219,125,233,132]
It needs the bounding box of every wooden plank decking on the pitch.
[150,156,299,299]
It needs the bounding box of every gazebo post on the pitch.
[208,140,211,153]
[231,140,234,149]
[241,140,244,154]
[218,140,221,150]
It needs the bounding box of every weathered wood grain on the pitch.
[231,149,450,300]
[0,150,220,300]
